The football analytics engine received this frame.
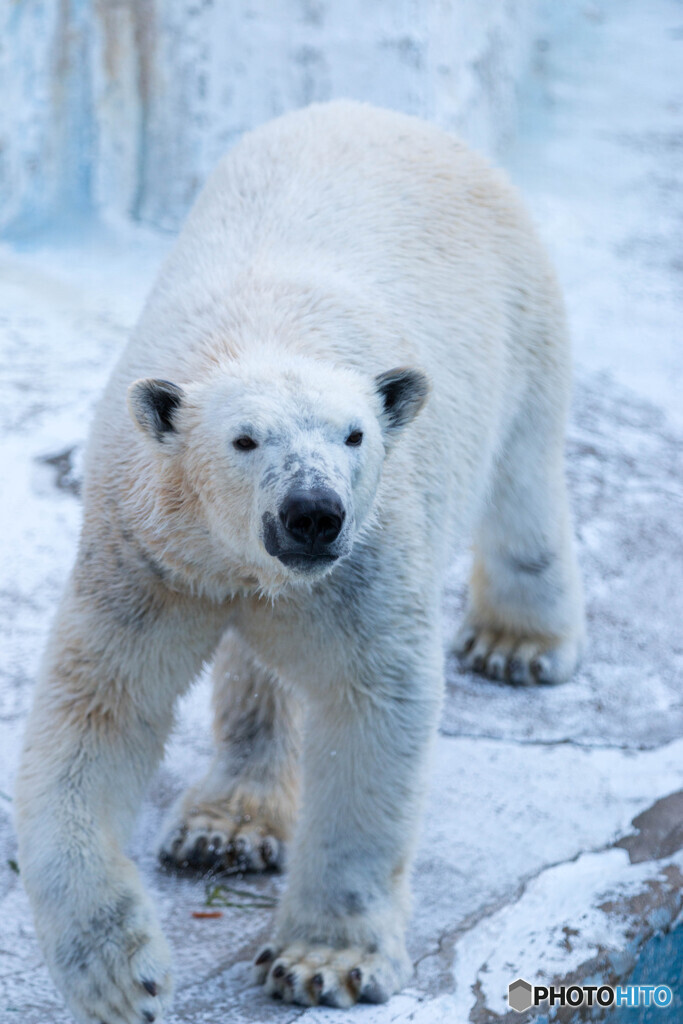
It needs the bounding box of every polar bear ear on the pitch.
[374,367,430,433]
[127,378,185,444]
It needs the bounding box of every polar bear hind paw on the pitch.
[454,625,581,685]
[159,807,282,875]
[254,941,409,1007]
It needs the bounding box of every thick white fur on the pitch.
[15,101,584,1020]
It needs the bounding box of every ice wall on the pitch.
[0,0,539,235]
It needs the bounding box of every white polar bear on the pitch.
[15,101,584,1022]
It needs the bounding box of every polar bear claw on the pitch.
[49,893,172,1024]
[159,816,282,875]
[254,941,409,1007]
[456,625,582,685]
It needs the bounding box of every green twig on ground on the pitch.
[204,882,277,910]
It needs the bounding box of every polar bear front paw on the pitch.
[253,940,410,1007]
[454,624,581,685]
[50,895,172,1024]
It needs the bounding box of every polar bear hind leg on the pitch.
[455,383,585,686]
[159,630,301,874]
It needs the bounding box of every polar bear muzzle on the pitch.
[279,487,345,548]
[262,486,346,572]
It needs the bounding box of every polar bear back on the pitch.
[133,102,562,379]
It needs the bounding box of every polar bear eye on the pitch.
[345,430,363,447]
[233,435,258,452]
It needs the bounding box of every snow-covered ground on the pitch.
[1,0,682,1021]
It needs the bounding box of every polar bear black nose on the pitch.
[280,488,345,547]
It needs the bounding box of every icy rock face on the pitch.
[0,1,90,234]
[0,0,538,234]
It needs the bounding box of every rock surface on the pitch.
[0,0,537,233]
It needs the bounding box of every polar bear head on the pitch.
[128,354,428,590]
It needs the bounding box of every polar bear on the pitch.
[15,100,584,1022]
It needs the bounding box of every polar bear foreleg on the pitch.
[254,634,442,1006]
[15,568,226,1024]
